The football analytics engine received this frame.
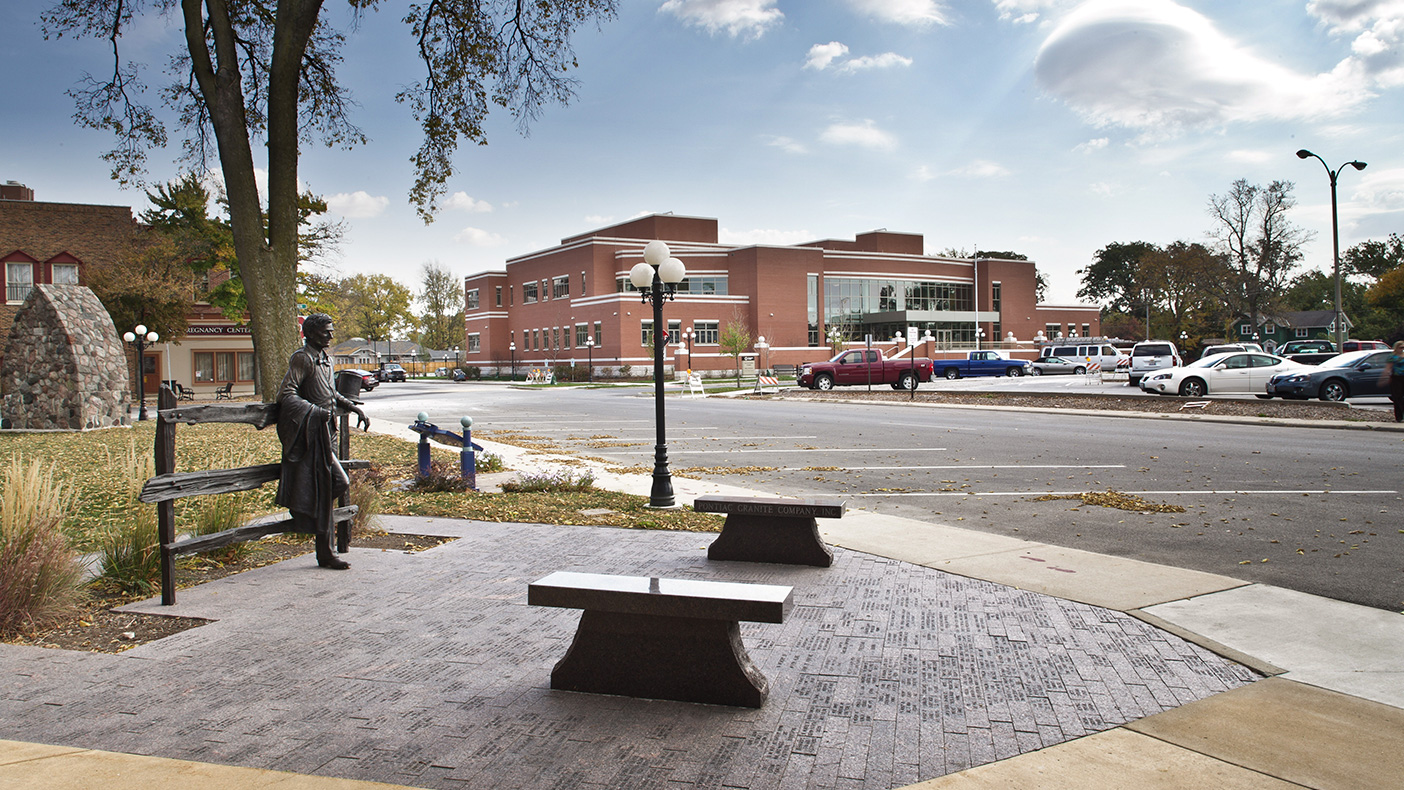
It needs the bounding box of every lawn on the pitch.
[0,419,721,551]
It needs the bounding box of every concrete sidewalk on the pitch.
[2,434,1402,789]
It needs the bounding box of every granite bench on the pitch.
[694,495,845,567]
[528,571,793,708]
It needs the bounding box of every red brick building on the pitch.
[463,214,1100,376]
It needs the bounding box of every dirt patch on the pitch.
[3,532,454,655]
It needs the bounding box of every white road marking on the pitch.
[844,489,1398,497]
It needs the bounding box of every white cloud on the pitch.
[764,135,808,154]
[583,214,614,225]
[719,227,817,246]
[1225,149,1273,164]
[445,192,493,213]
[805,42,849,70]
[1308,0,1404,87]
[1034,0,1372,134]
[1073,137,1110,154]
[1350,166,1404,212]
[806,42,911,73]
[950,159,1011,178]
[325,191,390,218]
[1089,182,1117,196]
[454,227,507,246]
[819,120,898,151]
[840,53,914,72]
[845,0,950,27]
[660,0,782,38]
[992,0,1072,25]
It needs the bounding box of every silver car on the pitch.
[1028,356,1087,376]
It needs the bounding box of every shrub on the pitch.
[0,457,83,635]
[618,364,631,378]
[93,442,162,596]
[407,459,473,493]
[499,469,596,493]
[347,466,386,535]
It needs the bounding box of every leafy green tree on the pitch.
[43,0,618,398]
[1344,233,1404,279]
[719,311,753,386]
[1077,241,1157,315]
[415,262,464,352]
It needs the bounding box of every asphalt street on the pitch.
[356,379,1403,612]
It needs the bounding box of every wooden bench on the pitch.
[528,571,792,708]
[137,386,367,605]
[694,495,845,567]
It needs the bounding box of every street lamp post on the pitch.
[754,335,768,376]
[585,338,595,382]
[509,342,516,381]
[123,324,159,421]
[681,328,693,373]
[630,240,687,508]
[1297,149,1367,351]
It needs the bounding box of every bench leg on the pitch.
[550,610,770,708]
[707,514,834,567]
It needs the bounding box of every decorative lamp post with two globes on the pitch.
[123,324,159,421]
[630,240,687,509]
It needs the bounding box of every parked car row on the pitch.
[1136,346,1394,401]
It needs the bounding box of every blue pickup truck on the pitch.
[933,351,1029,379]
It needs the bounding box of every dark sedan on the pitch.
[1266,350,1391,401]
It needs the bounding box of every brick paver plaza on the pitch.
[0,518,1257,788]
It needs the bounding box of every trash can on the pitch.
[335,369,363,400]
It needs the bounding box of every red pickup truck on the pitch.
[798,349,934,391]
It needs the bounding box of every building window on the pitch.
[495,286,502,307]
[616,276,640,293]
[676,276,728,295]
[467,289,479,310]
[509,285,514,306]
[991,282,1001,313]
[532,329,540,350]
[6,262,33,304]
[593,321,602,347]
[541,279,549,301]
[580,271,587,295]
[1296,327,1308,338]
[552,275,570,299]
[576,324,589,346]
[1082,323,1091,337]
[552,327,561,349]
[194,351,256,382]
[1239,323,1251,335]
[693,320,719,344]
[467,333,480,353]
[668,319,680,345]
[641,320,653,347]
[52,263,79,285]
[523,282,538,304]
[1045,324,1060,339]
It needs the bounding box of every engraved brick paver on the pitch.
[0,519,1257,788]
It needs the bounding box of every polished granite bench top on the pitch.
[528,571,792,623]
[693,495,846,519]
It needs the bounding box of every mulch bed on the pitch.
[4,532,454,654]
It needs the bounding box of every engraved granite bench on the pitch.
[694,495,845,567]
[528,571,792,708]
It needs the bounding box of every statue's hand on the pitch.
[354,408,370,432]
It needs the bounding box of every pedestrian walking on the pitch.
[1386,340,1404,422]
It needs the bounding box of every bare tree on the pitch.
[1206,179,1312,332]
[415,261,464,352]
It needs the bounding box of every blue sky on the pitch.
[4,0,1402,305]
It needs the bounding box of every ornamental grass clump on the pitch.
[187,446,267,563]
[93,442,162,596]
[0,457,84,636]
[499,469,596,493]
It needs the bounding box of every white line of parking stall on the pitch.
[830,464,1125,471]
[844,488,1398,497]
[617,447,951,455]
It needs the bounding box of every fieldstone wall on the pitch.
[1,284,129,430]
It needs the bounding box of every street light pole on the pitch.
[123,324,159,421]
[585,338,594,382]
[630,240,687,509]
[1297,149,1367,351]
[509,342,516,381]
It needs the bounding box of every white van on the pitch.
[1039,343,1126,373]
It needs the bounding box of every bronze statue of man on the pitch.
[275,313,370,570]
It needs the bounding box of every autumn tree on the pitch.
[415,261,464,352]
[42,0,618,398]
[1077,241,1157,316]
[339,273,414,360]
[719,310,753,386]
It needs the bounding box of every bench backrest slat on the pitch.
[693,495,845,519]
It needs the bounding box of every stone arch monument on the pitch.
[1,284,130,430]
